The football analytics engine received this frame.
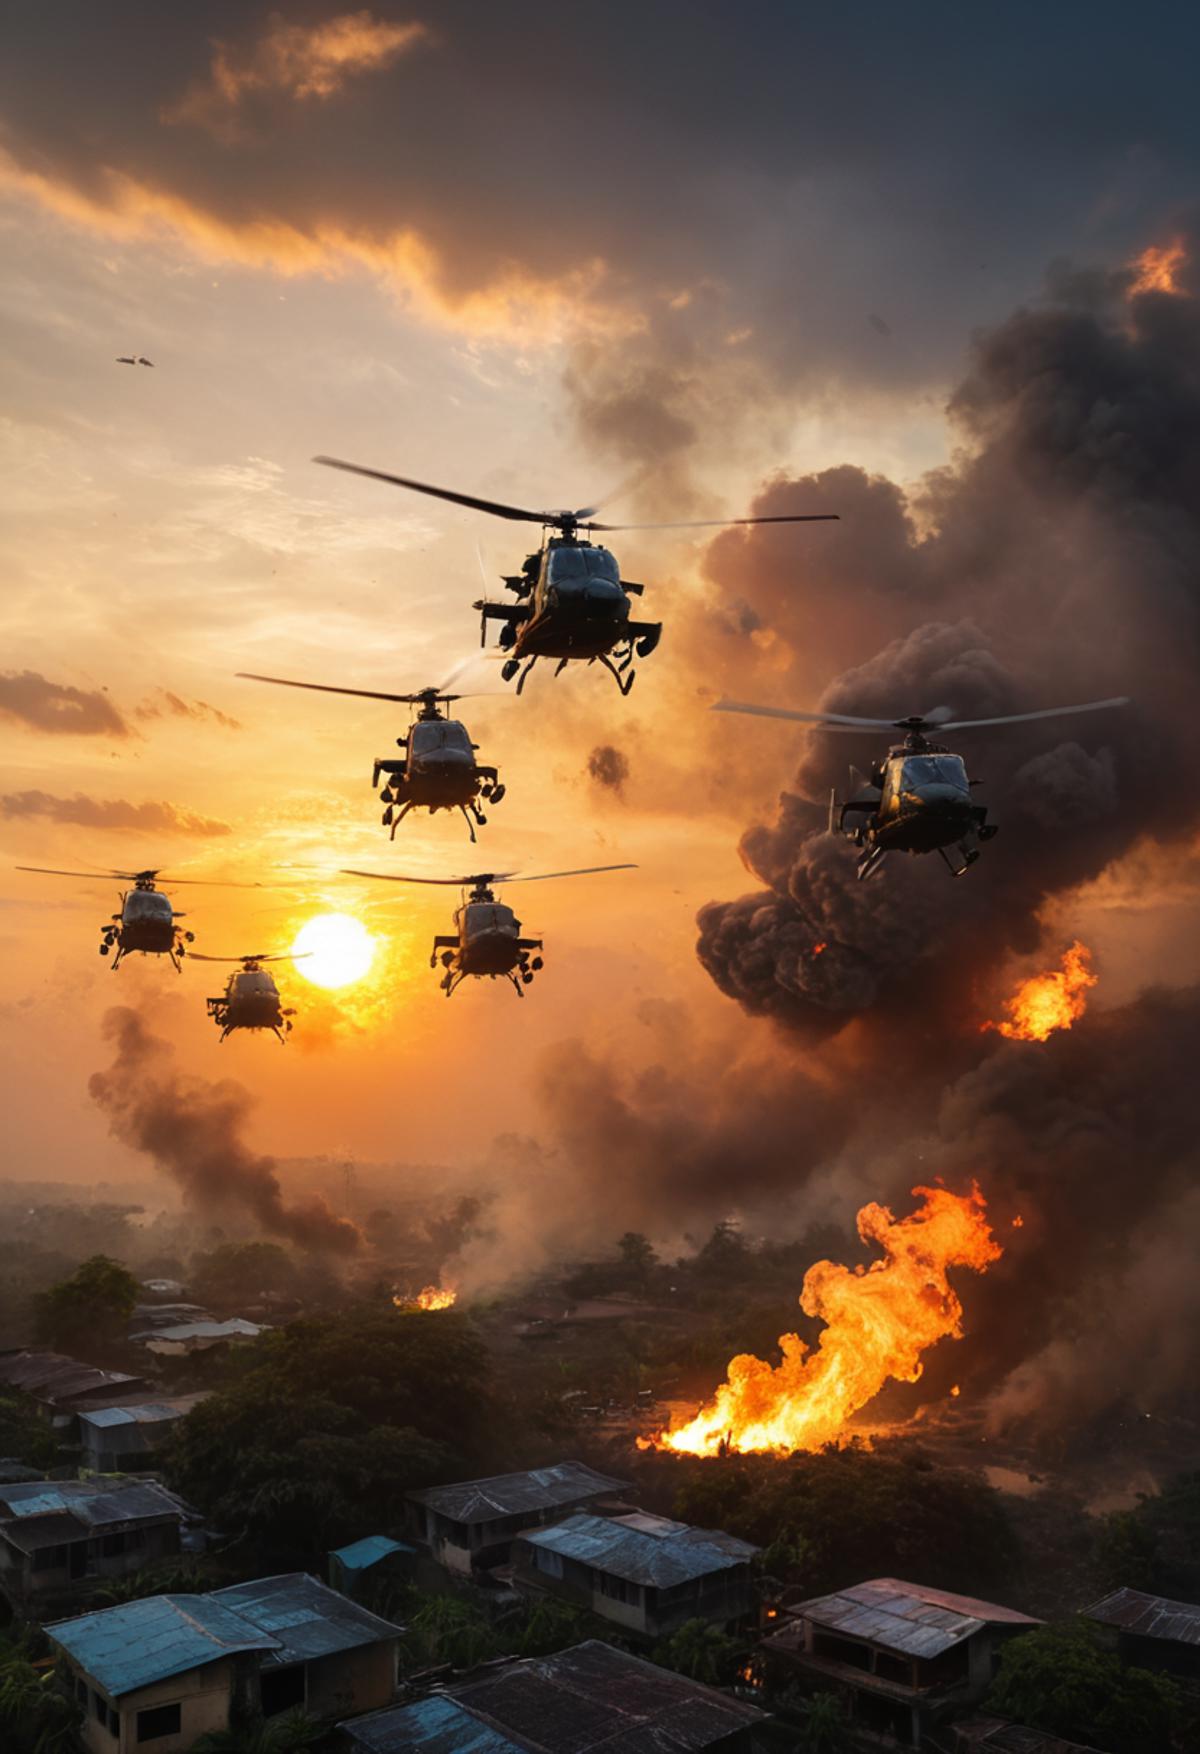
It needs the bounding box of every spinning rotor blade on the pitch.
[16,864,142,881]
[505,864,638,883]
[15,863,264,887]
[188,951,310,963]
[712,701,898,729]
[588,512,839,532]
[933,697,1130,731]
[314,456,565,526]
[239,672,432,706]
[340,869,520,886]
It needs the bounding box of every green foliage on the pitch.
[795,1692,852,1753]
[190,1242,296,1309]
[406,1594,500,1669]
[193,1707,323,1752]
[1094,1509,1159,1593]
[671,1446,1019,1599]
[652,1617,742,1686]
[0,1642,80,1754]
[0,1389,57,1470]
[33,1254,138,1357]
[91,1561,211,1606]
[163,1305,491,1568]
[986,1621,1180,1754]
[505,1597,597,1658]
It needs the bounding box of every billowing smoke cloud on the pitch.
[586,743,629,794]
[0,670,128,737]
[89,1007,360,1253]
[1,791,231,836]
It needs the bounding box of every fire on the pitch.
[393,1284,457,1311]
[984,941,1097,1042]
[811,941,828,956]
[642,1185,1001,1458]
[1130,238,1187,296]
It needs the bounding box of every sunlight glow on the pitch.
[291,912,376,989]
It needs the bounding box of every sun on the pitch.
[291,913,376,989]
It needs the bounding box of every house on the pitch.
[406,1461,629,1576]
[329,1535,416,1600]
[48,1572,404,1753]
[0,1478,186,1615]
[513,1511,758,1641]
[1082,1585,1200,1680]
[0,1349,147,1424]
[949,1718,1104,1752]
[762,1577,1042,1748]
[129,1317,265,1356]
[76,1397,207,1475]
[339,1638,765,1753]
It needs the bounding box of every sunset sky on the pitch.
[3,3,1200,1329]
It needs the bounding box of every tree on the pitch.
[190,1242,296,1309]
[0,1641,80,1754]
[796,1693,852,1753]
[407,1594,500,1669]
[617,1232,659,1280]
[193,1708,323,1752]
[652,1618,742,1686]
[986,1621,1180,1754]
[33,1254,138,1357]
[0,1389,57,1470]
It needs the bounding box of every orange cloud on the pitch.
[166,11,430,131]
[1130,238,1187,297]
[1,791,231,837]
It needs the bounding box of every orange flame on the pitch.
[812,941,828,956]
[393,1284,457,1311]
[1130,239,1187,297]
[641,1184,1000,1457]
[983,941,1097,1042]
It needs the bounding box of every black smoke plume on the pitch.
[89,1007,360,1253]
[586,743,630,794]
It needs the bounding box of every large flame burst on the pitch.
[984,941,1097,1043]
[642,1185,1001,1458]
[394,1284,457,1311]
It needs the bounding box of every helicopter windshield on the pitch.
[549,546,619,583]
[900,754,970,791]
[124,889,174,921]
[411,720,472,756]
[465,901,516,935]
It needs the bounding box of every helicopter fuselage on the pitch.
[102,886,193,968]
[374,712,504,842]
[838,744,996,878]
[206,967,293,1040]
[429,891,543,996]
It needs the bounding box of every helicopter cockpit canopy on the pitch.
[124,888,174,922]
[410,719,474,760]
[546,544,623,602]
[464,900,518,938]
[895,753,971,794]
[231,968,279,998]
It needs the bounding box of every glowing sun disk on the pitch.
[292,913,376,988]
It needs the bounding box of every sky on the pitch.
[3,2,1200,1423]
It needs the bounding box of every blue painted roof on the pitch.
[519,1513,757,1588]
[211,1573,403,1667]
[332,1535,414,1570]
[345,1694,527,1754]
[47,1595,280,1696]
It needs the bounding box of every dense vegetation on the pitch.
[986,1621,1181,1754]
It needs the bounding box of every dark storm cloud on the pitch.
[0,791,231,836]
[0,671,129,737]
[90,1006,361,1252]
[586,743,629,793]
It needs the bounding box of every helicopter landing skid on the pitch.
[389,801,415,840]
[595,652,635,696]
[938,841,981,877]
[856,845,888,881]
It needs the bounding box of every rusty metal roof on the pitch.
[409,1462,628,1525]
[0,1349,142,1405]
[518,1513,756,1589]
[784,1578,1039,1661]
[1083,1586,1200,1646]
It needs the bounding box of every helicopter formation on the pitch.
[13,449,1133,1034]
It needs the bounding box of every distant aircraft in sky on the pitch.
[116,356,155,366]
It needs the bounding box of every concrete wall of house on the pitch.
[304,1639,398,1719]
[68,1656,235,1754]
[6,1518,181,1615]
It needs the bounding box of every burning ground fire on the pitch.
[641,1185,1001,1458]
[393,1284,457,1310]
[983,941,1097,1043]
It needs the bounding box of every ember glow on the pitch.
[1130,238,1187,296]
[984,941,1097,1042]
[642,1185,1001,1457]
[394,1284,457,1311]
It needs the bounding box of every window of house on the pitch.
[30,1543,69,1572]
[136,1702,182,1741]
[93,1691,119,1736]
[534,1545,563,1578]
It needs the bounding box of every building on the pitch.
[949,1718,1104,1752]
[762,1577,1042,1748]
[76,1397,207,1475]
[0,1478,186,1615]
[513,1511,758,1641]
[0,1349,147,1423]
[48,1572,404,1753]
[129,1317,265,1356]
[329,1535,416,1600]
[406,1461,629,1576]
[1083,1585,1200,1680]
[339,1638,765,1753]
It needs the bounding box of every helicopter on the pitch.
[191,951,307,1042]
[314,455,838,696]
[712,695,1130,879]
[340,864,636,997]
[12,865,260,968]
[237,670,505,842]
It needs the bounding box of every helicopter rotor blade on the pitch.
[15,865,140,881]
[314,456,560,525]
[588,513,839,532]
[934,697,1131,731]
[504,864,638,883]
[188,951,311,963]
[340,869,520,887]
[238,672,419,706]
[712,701,898,730]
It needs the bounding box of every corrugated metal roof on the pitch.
[340,1640,764,1754]
[0,1479,184,1530]
[1083,1586,1200,1646]
[409,1463,629,1525]
[77,1402,190,1430]
[211,1572,403,1666]
[518,1514,756,1590]
[0,1349,141,1405]
[131,1319,263,1342]
[332,1535,414,1570]
[46,1594,280,1696]
[783,1579,1039,1661]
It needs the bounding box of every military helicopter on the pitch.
[190,951,307,1042]
[237,668,505,842]
[13,865,260,968]
[314,455,838,696]
[340,864,635,997]
[712,695,1130,878]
